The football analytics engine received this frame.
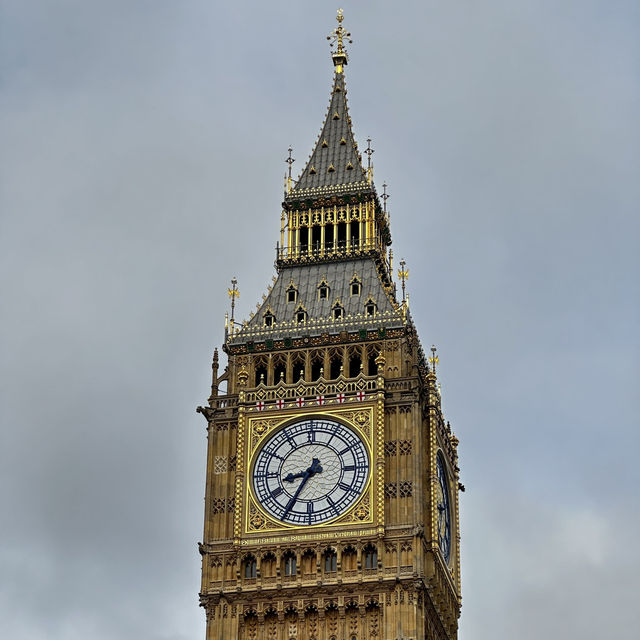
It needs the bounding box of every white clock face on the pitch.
[252,418,370,526]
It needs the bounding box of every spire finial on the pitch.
[429,345,440,375]
[285,146,295,193]
[227,277,239,335]
[327,9,352,72]
[398,259,409,305]
[365,138,375,182]
[382,182,389,213]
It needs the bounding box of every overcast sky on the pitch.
[1,2,639,639]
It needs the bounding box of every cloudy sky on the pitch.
[1,1,638,638]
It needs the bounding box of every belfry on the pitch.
[197,11,462,640]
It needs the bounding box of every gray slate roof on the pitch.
[230,258,404,345]
[287,70,370,199]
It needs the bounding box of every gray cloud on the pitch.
[1,1,638,638]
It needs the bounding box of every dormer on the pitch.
[317,278,330,300]
[287,281,298,303]
[350,273,362,296]
[364,297,377,317]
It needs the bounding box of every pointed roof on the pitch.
[285,11,373,203]
[288,71,370,198]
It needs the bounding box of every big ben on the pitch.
[197,11,462,640]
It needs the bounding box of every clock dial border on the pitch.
[251,418,370,526]
[240,406,381,537]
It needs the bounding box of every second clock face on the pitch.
[436,452,451,563]
[252,418,370,526]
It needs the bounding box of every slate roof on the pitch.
[229,257,404,345]
[286,70,372,201]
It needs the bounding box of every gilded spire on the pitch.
[327,9,352,73]
[287,10,368,199]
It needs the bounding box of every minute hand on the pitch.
[284,470,311,516]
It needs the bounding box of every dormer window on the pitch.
[350,273,362,296]
[365,299,377,317]
[332,302,344,320]
[317,279,330,300]
[264,311,275,327]
[295,307,307,323]
[287,284,298,303]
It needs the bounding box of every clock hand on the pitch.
[283,458,323,515]
[284,470,306,483]
[284,470,311,515]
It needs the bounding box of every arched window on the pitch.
[324,549,337,573]
[254,361,268,387]
[311,354,324,381]
[329,352,342,379]
[261,552,276,578]
[283,552,297,577]
[348,351,362,378]
[243,555,257,579]
[274,357,287,383]
[342,546,357,572]
[363,545,378,569]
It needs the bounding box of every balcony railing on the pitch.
[276,239,389,268]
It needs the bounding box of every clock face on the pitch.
[436,453,451,563]
[252,418,370,526]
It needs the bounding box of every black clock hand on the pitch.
[284,469,311,515]
[283,458,323,515]
[284,458,324,483]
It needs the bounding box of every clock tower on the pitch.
[197,11,462,640]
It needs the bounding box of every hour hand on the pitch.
[284,470,306,483]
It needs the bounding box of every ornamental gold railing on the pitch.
[227,308,403,344]
[245,372,379,404]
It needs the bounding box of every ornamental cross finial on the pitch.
[365,138,375,182]
[285,146,295,193]
[327,9,352,70]
[382,182,390,213]
[398,259,409,306]
[429,345,440,375]
[227,277,239,333]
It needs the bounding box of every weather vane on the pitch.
[327,9,352,70]
[227,277,239,333]
[429,345,440,375]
